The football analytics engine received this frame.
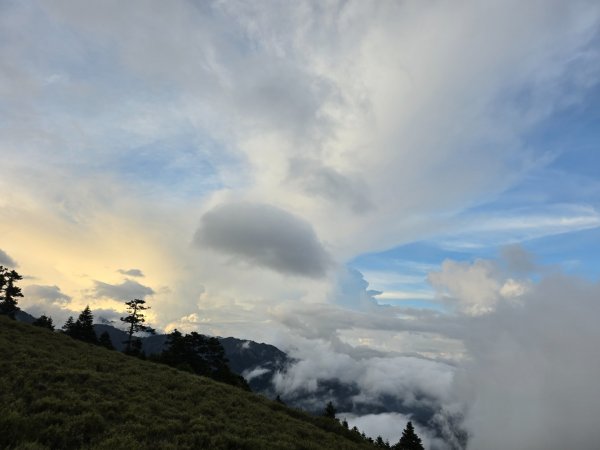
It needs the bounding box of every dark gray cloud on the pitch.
[23,284,71,304]
[0,249,17,267]
[500,244,536,274]
[288,158,373,213]
[92,279,154,300]
[117,268,144,277]
[194,202,332,278]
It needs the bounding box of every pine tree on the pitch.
[160,329,249,390]
[120,299,155,354]
[32,315,54,330]
[323,401,337,419]
[394,421,424,450]
[72,306,98,344]
[98,331,115,350]
[0,266,23,319]
[375,436,391,448]
[62,316,75,334]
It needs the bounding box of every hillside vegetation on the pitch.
[0,316,373,449]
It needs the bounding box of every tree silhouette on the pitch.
[160,329,249,389]
[120,299,155,354]
[32,315,55,330]
[71,306,98,344]
[62,316,75,333]
[98,331,115,350]
[323,401,337,419]
[375,435,391,448]
[394,421,424,450]
[0,266,23,319]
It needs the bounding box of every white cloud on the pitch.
[428,259,530,316]
[242,366,271,382]
[438,205,600,250]
[3,0,595,262]
[375,291,436,301]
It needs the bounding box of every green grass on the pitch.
[0,316,373,449]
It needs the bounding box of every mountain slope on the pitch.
[0,316,373,449]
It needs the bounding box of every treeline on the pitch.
[62,301,249,391]
[1,265,425,449]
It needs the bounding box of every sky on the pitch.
[1,1,600,448]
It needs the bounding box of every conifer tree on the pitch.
[98,331,115,350]
[160,329,249,390]
[0,266,23,319]
[62,316,75,334]
[323,401,337,419]
[120,299,155,354]
[393,421,424,450]
[72,306,98,344]
[32,315,54,330]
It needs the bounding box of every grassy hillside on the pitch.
[0,316,373,449]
